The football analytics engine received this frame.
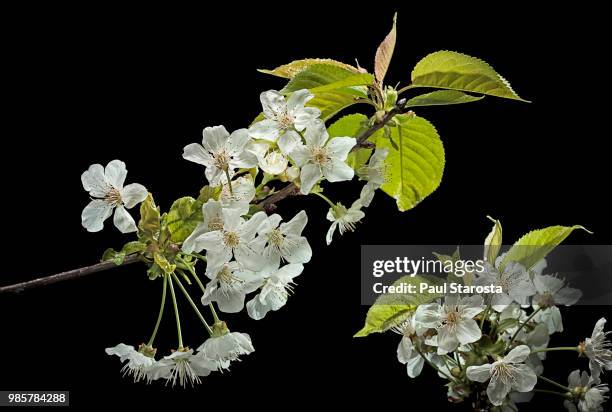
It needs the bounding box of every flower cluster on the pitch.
[81,88,391,387]
[364,220,609,411]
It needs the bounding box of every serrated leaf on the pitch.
[405,90,484,107]
[138,194,160,241]
[500,225,591,270]
[411,51,528,101]
[354,274,443,337]
[258,58,360,79]
[309,92,363,121]
[374,13,397,83]
[484,216,503,264]
[280,64,370,97]
[166,196,203,243]
[374,114,445,211]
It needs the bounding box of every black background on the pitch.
[1,3,610,411]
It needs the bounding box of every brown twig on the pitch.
[0,255,140,294]
[0,102,407,295]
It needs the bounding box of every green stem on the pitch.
[312,191,335,208]
[537,375,571,392]
[171,273,213,336]
[533,389,570,399]
[397,84,417,95]
[147,274,168,346]
[414,346,455,382]
[167,274,183,349]
[510,306,541,344]
[531,346,579,355]
[225,169,234,196]
[480,304,490,330]
[209,303,221,323]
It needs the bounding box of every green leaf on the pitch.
[374,114,445,211]
[411,51,528,101]
[309,73,374,94]
[309,92,363,121]
[166,196,203,243]
[281,64,369,94]
[433,247,464,283]
[374,12,397,83]
[101,241,146,265]
[477,335,506,356]
[500,225,592,270]
[354,274,443,337]
[484,216,503,264]
[154,252,176,275]
[258,58,360,79]
[496,318,519,334]
[138,193,161,241]
[405,90,484,107]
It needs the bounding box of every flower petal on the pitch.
[182,230,224,254]
[202,125,230,153]
[293,107,321,131]
[455,319,482,345]
[121,183,148,208]
[227,128,251,156]
[303,119,328,148]
[326,137,356,161]
[81,199,113,232]
[504,345,531,364]
[81,163,108,197]
[487,376,511,406]
[289,144,311,167]
[113,206,137,233]
[283,235,312,264]
[278,130,301,155]
[322,159,354,182]
[286,89,314,112]
[466,364,492,382]
[280,210,308,235]
[512,364,537,392]
[183,143,213,166]
[104,160,127,189]
[299,163,323,194]
[260,90,286,119]
[248,119,281,141]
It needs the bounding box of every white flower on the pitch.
[81,160,147,233]
[325,199,365,245]
[533,306,564,334]
[254,210,312,267]
[201,261,261,313]
[181,208,267,272]
[290,119,356,194]
[582,318,612,379]
[475,261,536,311]
[147,349,216,387]
[415,295,484,354]
[564,369,609,412]
[219,175,256,209]
[198,330,254,371]
[183,126,258,186]
[246,262,304,320]
[466,345,537,406]
[105,343,155,382]
[249,89,320,154]
[392,315,429,378]
[533,273,582,308]
[357,148,389,207]
[250,141,290,175]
